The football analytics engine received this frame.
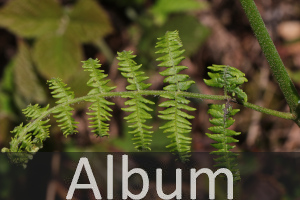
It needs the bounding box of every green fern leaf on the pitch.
[204,65,248,102]
[155,30,196,161]
[47,78,78,136]
[117,51,154,151]
[206,103,241,182]
[23,104,49,120]
[8,123,31,152]
[22,104,51,145]
[82,58,116,137]
[1,103,52,167]
[3,123,35,167]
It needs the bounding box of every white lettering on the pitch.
[122,155,149,199]
[107,155,113,199]
[66,157,101,199]
[190,168,233,200]
[156,168,182,199]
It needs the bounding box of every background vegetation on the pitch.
[1,0,300,152]
[0,0,300,199]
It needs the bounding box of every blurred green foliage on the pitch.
[14,41,47,107]
[0,0,114,149]
[0,0,112,80]
[0,0,210,154]
[151,0,208,25]
[137,15,210,68]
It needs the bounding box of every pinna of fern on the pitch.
[204,65,248,102]
[3,104,51,153]
[47,78,79,136]
[117,50,155,151]
[206,103,241,182]
[203,64,245,181]
[22,104,51,147]
[82,58,116,137]
[1,104,51,167]
[155,30,196,161]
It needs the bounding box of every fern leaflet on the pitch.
[2,104,50,153]
[204,65,248,102]
[156,30,196,161]
[117,50,154,151]
[22,104,51,148]
[206,103,241,182]
[82,58,116,137]
[48,78,78,136]
[1,104,51,167]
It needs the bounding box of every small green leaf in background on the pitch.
[151,0,208,25]
[0,0,113,82]
[14,40,46,104]
[0,61,15,116]
[138,15,210,68]
[67,70,90,98]
[0,61,14,93]
[66,0,113,43]
[0,92,12,116]
[32,34,83,81]
[0,0,62,38]
[287,69,300,83]
[0,62,15,147]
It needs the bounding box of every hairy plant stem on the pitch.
[40,91,297,124]
[242,102,294,120]
[240,0,300,126]
[28,92,296,134]
[7,90,295,152]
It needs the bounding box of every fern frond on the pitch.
[206,103,241,181]
[155,30,196,161]
[82,58,116,137]
[204,65,248,102]
[47,78,78,136]
[117,51,154,151]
